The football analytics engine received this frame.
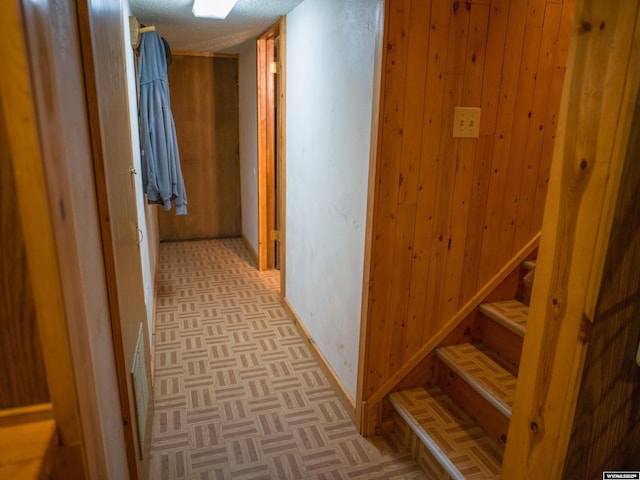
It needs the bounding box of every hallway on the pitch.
[149,238,426,479]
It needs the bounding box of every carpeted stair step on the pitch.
[478,299,528,338]
[436,343,516,418]
[389,387,503,480]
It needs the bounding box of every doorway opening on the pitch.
[257,19,286,287]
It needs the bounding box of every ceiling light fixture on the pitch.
[192,0,239,19]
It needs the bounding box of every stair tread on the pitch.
[522,259,537,270]
[390,387,502,480]
[478,299,528,337]
[436,343,516,418]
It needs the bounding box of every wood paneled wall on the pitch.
[159,55,241,241]
[360,0,575,403]
[0,106,49,409]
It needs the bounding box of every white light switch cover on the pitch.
[453,107,481,138]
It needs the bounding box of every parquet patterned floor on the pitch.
[149,238,427,480]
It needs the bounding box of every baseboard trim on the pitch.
[241,234,259,268]
[281,297,357,423]
[150,262,159,387]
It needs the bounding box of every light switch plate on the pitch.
[453,107,481,138]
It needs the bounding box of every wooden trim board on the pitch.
[356,0,386,432]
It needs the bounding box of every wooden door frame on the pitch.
[257,18,286,290]
[76,2,153,478]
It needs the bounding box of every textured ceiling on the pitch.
[130,0,304,53]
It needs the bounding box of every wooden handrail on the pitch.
[365,232,541,408]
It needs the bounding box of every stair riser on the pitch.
[437,362,509,448]
[483,268,521,304]
[476,316,524,373]
[518,265,534,305]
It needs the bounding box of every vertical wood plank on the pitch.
[446,0,471,75]
[462,4,490,107]
[384,202,417,375]
[366,0,412,395]
[265,40,276,268]
[527,0,547,26]
[458,0,509,303]
[397,0,430,205]
[477,0,528,282]
[257,37,268,270]
[403,0,452,358]
[442,4,490,318]
[513,3,564,249]
[493,24,542,261]
[424,72,464,336]
[529,0,576,236]
[476,0,511,133]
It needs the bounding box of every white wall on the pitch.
[123,2,156,345]
[238,40,260,257]
[286,0,383,400]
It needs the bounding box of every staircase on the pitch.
[387,260,536,479]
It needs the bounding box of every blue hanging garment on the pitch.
[139,30,187,215]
